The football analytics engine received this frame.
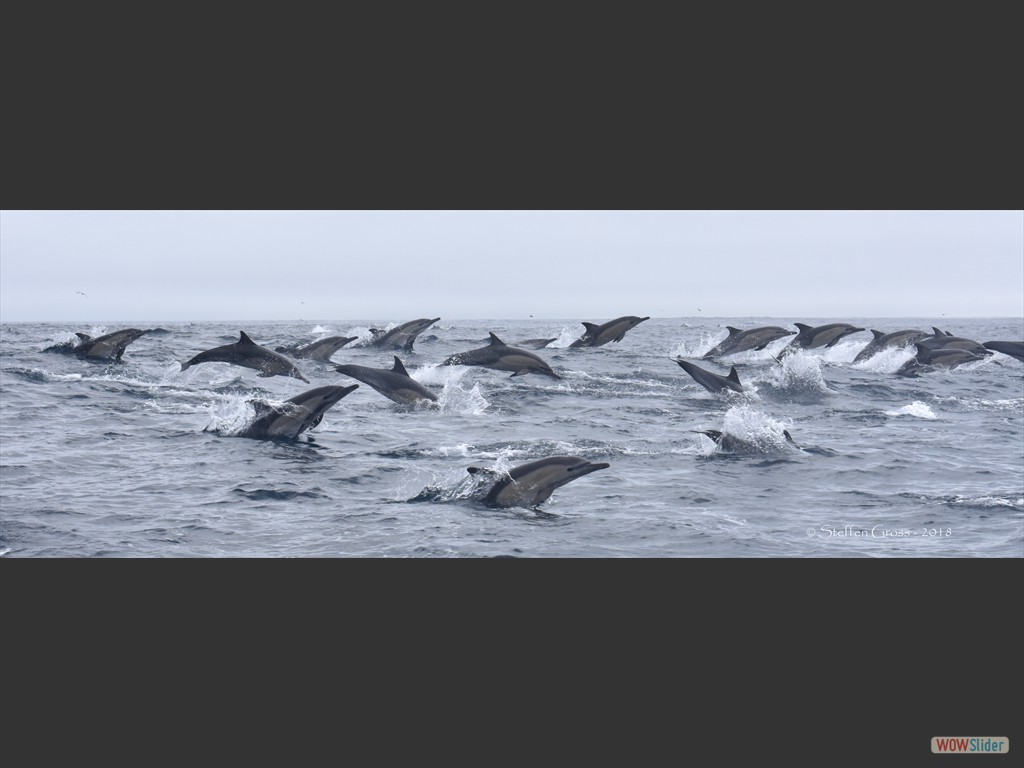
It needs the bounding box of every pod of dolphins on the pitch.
[49,316,1023,510]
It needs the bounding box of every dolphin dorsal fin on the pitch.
[726,327,743,335]
[794,323,813,333]
[392,356,410,376]
[871,330,885,340]
[238,331,257,346]
[75,332,92,342]
[932,327,945,337]
[489,333,505,346]
[727,367,742,384]
[582,323,600,332]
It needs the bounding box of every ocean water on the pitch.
[1,317,1022,558]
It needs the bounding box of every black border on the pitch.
[2,6,1020,766]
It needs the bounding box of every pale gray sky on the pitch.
[1,210,1021,322]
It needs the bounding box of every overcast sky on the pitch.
[1,210,1021,322]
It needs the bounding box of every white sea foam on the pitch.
[885,401,937,419]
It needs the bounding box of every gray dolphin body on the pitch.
[782,323,866,355]
[335,356,439,405]
[917,328,991,356]
[275,336,357,361]
[695,429,800,455]
[702,326,796,359]
[180,331,310,382]
[239,384,359,440]
[467,456,610,509]
[516,338,558,349]
[896,343,988,377]
[983,340,1024,363]
[73,328,150,361]
[570,316,650,348]
[852,329,929,363]
[674,359,745,394]
[366,318,441,351]
[443,333,561,379]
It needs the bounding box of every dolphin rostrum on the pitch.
[275,336,357,362]
[982,340,1024,363]
[335,356,439,405]
[180,331,310,382]
[702,326,796,359]
[673,359,745,394]
[569,316,650,348]
[72,328,150,361]
[239,384,359,440]
[443,333,561,379]
[852,329,929,364]
[781,323,866,356]
[365,318,441,351]
[467,456,610,509]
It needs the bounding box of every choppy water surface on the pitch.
[1,317,1021,557]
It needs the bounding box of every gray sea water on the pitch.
[1,317,1022,557]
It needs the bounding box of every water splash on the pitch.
[695,405,797,456]
[761,351,832,395]
[851,345,917,374]
[415,363,491,415]
[885,402,937,419]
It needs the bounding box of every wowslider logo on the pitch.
[932,737,1009,754]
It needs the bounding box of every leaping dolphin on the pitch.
[181,331,310,382]
[982,340,1024,363]
[275,336,357,362]
[852,329,929,363]
[72,328,150,361]
[239,384,359,440]
[335,356,439,405]
[702,326,796,359]
[570,316,650,348]
[781,323,866,356]
[917,328,991,356]
[467,456,610,509]
[443,333,561,379]
[673,359,745,394]
[365,318,441,351]
[896,343,988,377]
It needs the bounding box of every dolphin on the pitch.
[782,323,866,356]
[917,328,991,356]
[180,331,310,382]
[72,328,150,361]
[569,316,650,348]
[335,356,439,405]
[694,429,800,455]
[516,338,558,349]
[982,340,1024,363]
[275,336,357,361]
[467,456,610,509]
[702,326,796,359]
[896,343,988,377]
[852,329,929,363]
[239,384,359,440]
[366,318,441,351]
[673,359,745,394]
[443,333,561,379]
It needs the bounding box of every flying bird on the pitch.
[76,291,87,298]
